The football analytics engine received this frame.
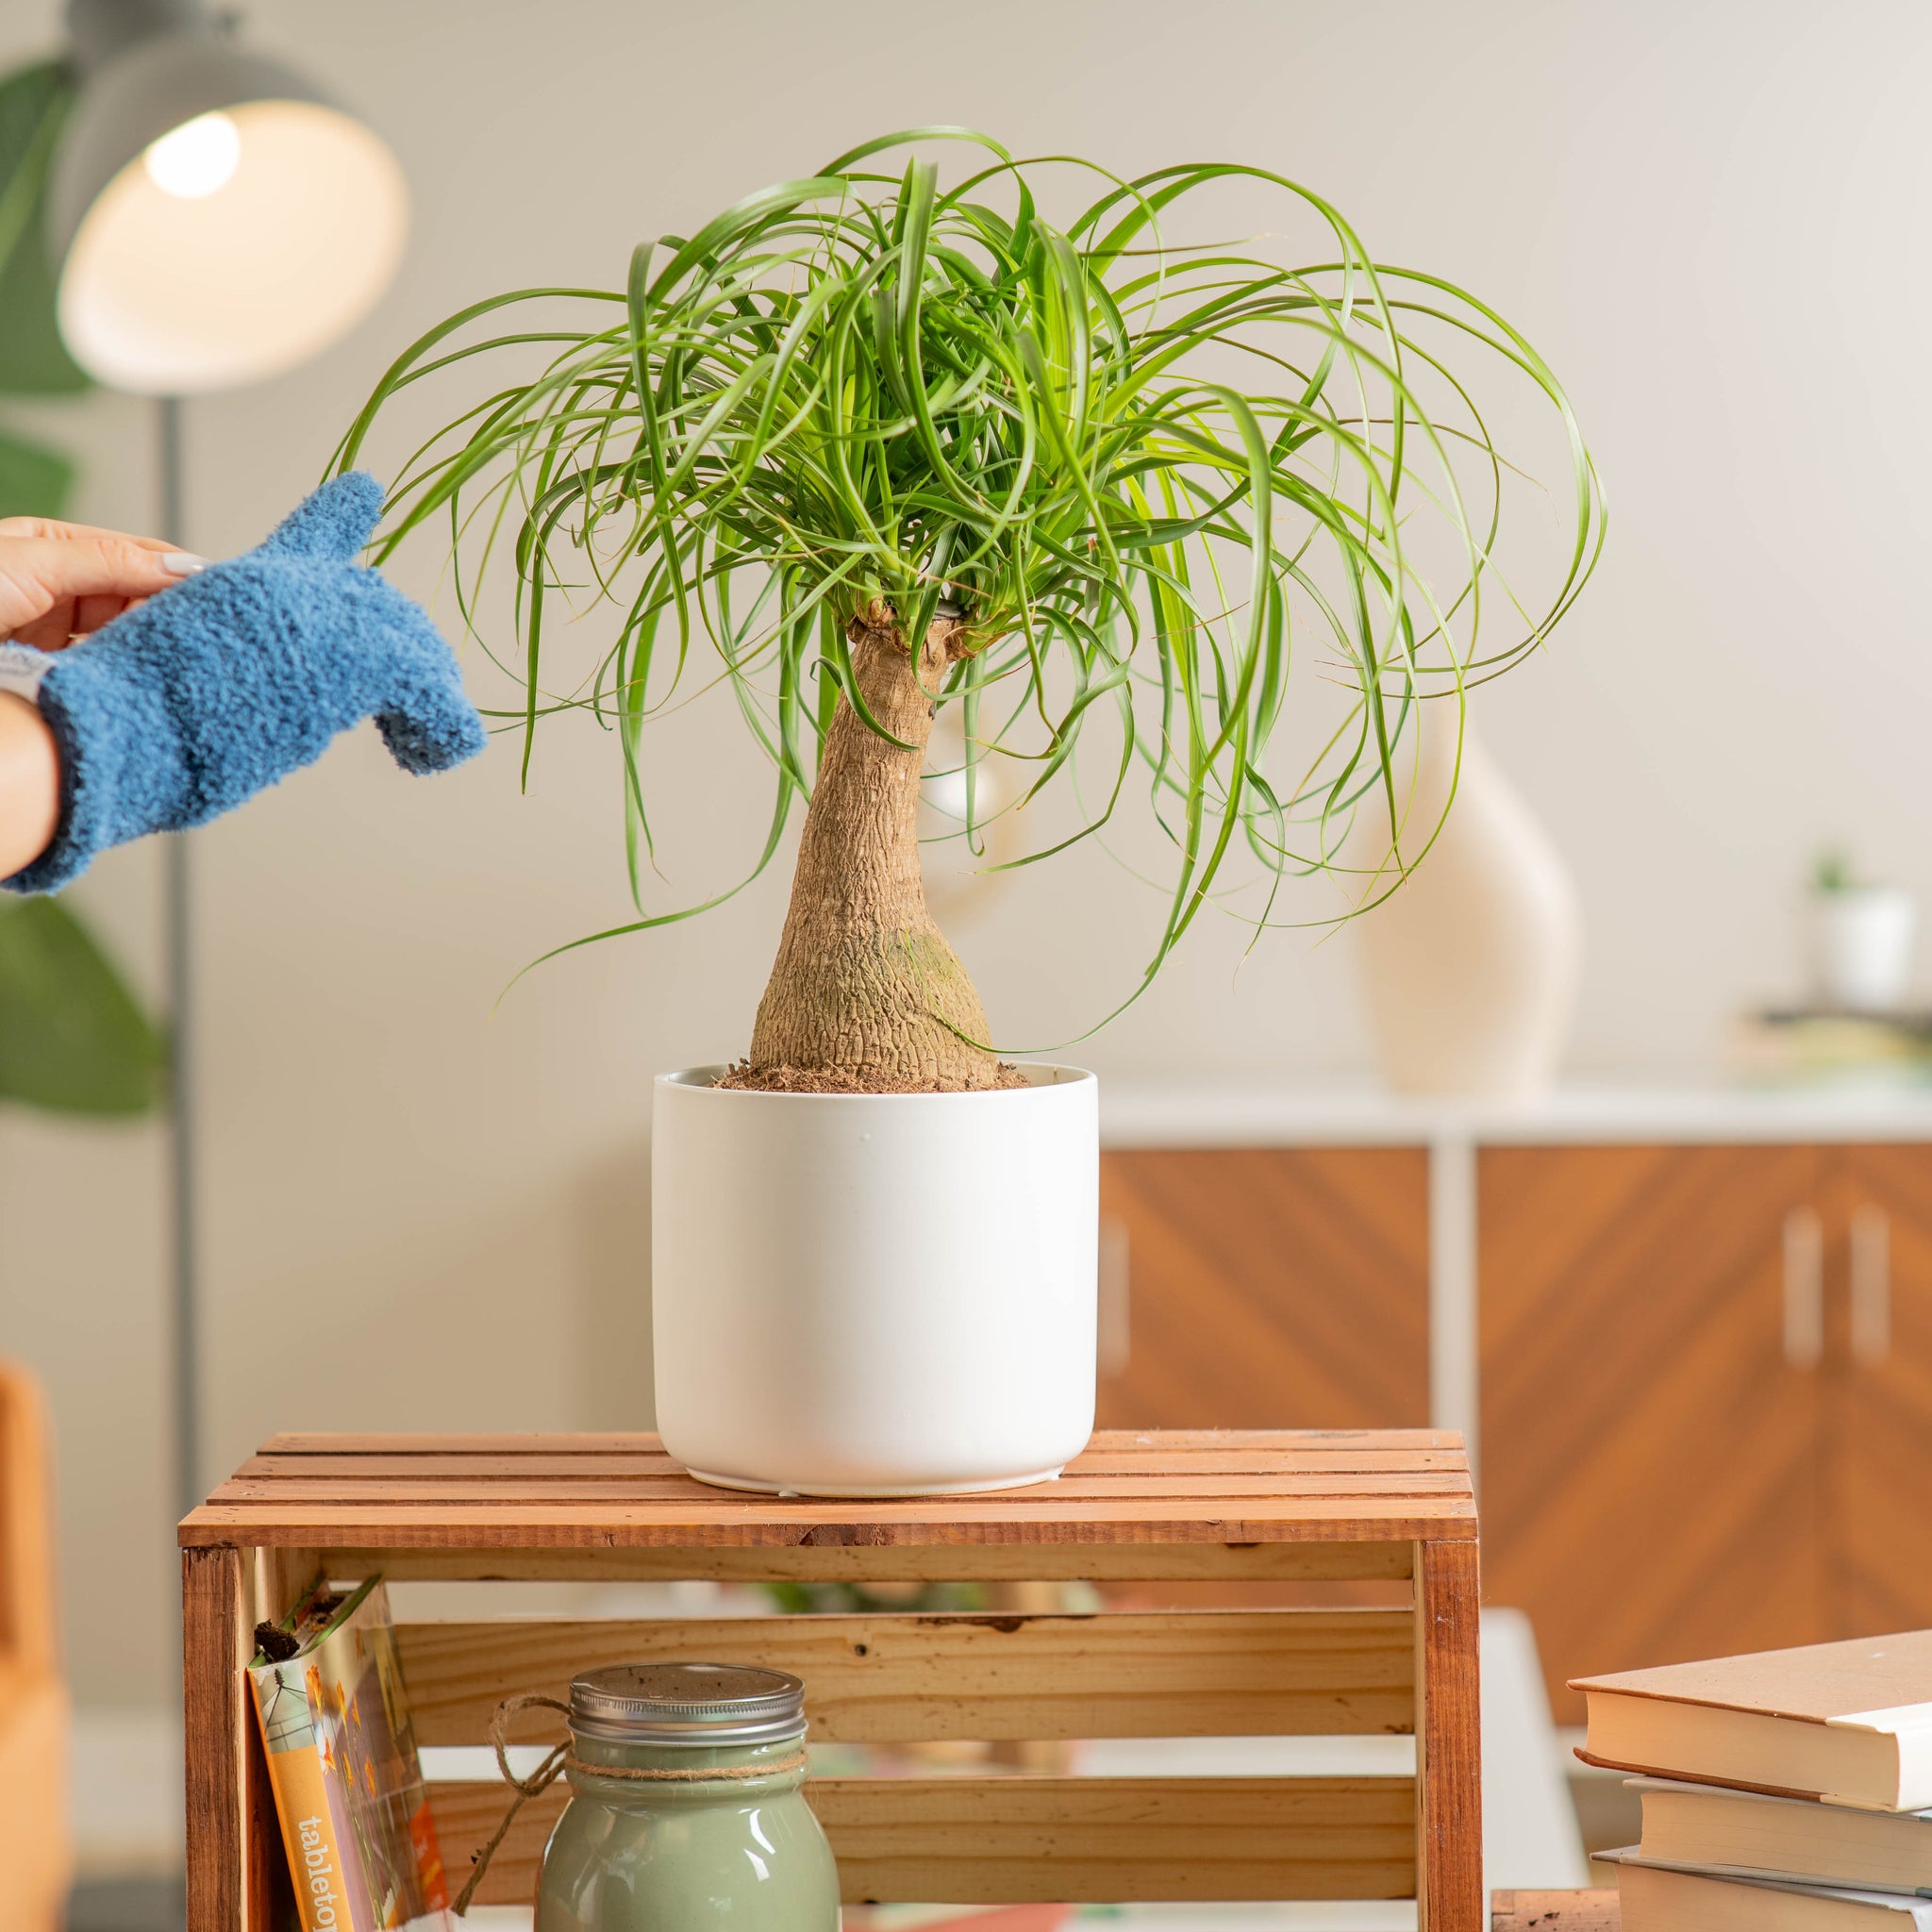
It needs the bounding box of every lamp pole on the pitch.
[48,0,408,1524]
[158,392,198,1524]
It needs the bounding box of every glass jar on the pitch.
[535,1662,839,1931]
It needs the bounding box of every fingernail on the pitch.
[160,552,209,575]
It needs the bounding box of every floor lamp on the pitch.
[158,395,193,1529]
[44,0,408,1519]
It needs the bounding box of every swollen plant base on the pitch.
[652,1064,1099,1498]
[714,1059,1030,1094]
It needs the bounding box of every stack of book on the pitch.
[1731,1007,1932,1085]
[1575,1630,1932,1926]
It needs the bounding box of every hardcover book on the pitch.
[247,1575,451,1932]
[1574,1629,1932,1810]
[1600,1848,1932,1927]
[1633,1776,1932,1894]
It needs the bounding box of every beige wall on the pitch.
[2,0,1929,1715]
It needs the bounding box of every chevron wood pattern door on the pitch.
[1093,1148,1430,1430]
[1824,1144,1932,1639]
[1479,1144,1828,1724]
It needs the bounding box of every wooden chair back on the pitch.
[0,1356,58,1676]
[0,1355,71,1932]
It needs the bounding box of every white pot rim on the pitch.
[658,1062,1095,1101]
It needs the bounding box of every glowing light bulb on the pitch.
[142,112,241,200]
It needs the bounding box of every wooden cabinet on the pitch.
[1824,1146,1932,1637]
[1093,1116,1932,1723]
[1480,1141,1932,1723]
[1095,1148,1430,1429]
[1479,1145,1828,1724]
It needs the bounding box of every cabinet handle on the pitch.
[1851,1203,1891,1367]
[1784,1206,1824,1370]
[1098,1214,1131,1377]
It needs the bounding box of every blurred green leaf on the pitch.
[0,67,138,1124]
[0,59,90,396]
[0,425,73,517]
[0,898,165,1115]
[758,1580,986,1615]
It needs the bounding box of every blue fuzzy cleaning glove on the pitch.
[2,472,485,894]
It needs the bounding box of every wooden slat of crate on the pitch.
[212,1475,1473,1507]
[242,1447,1470,1476]
[397,1607,1415,1744]
[260,1427,1465,1455]
[430,1774,1420,1907]
[184,1495,1470,1545]
[239,1449,1461,1472]
[242,1455,1469,1482]
[180,1429,1474,1553]
[1490,1891,1620,1930]
[184,1545,319,1932]
[1417,1540,1482,1932]
[315,1538,1419,1583]
[218,1470,1472,1499]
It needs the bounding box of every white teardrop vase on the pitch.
[1350,707,1580,1102]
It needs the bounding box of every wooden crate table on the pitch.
[1491,1893,1620,1929]
[179,1427,1480,1930]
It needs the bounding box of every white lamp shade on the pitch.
[57,97,407,394]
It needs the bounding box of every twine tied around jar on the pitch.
[451,1692,810,1916]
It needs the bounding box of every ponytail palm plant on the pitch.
[340,129,1603,1092]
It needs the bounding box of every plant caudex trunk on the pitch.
[724,603,1008,1093]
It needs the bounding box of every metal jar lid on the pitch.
[568,1662,808,1747]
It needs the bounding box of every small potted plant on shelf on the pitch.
[1810,849,1916,1014]
[341,130,1604,1495]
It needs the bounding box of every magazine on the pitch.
[247,1574,452,1932]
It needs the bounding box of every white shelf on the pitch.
[1099,1076,1932,1148]
[1097,1075,1932,1471]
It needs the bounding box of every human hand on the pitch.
[0,517,207,649]
[4,473,486,894]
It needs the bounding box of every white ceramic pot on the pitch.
[651,1063,1098,1496]
[1813,887,1916,1011]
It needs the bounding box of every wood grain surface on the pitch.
[397,1606,1416,1744]
[1480,1144,1824,1722]
[182,1546,248,1932]
[1489,1890,1620,1929]
[305,1538,1421,1584]
[432,1774,1420,1907]
[0,1363,57,1677]
[1096,1149,1430,1430]
[320,1538,1422,1584]
[1417,1539,1482,1932]
[1826,1144,1932,1639]
[0,1362,70,1932]
[180,1430,1474,1555]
